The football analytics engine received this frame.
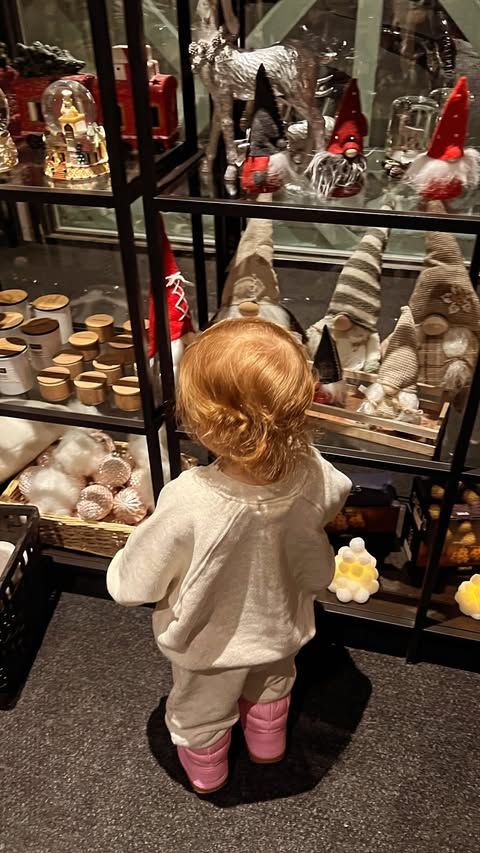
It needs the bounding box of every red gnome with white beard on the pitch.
[404,76,480,201]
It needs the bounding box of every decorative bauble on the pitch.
[35,448,54,467]
[18,466,40,497]
[88,430,116,454]
[128,468,154,512]
[113,487,147,525]
[96,453,131,488]
[77,484,114,521]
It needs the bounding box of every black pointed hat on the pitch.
[313,324,343,384]
[249,63,285,156]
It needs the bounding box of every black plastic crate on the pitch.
[0,504,51,708]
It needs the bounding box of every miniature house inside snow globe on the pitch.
[0,86,18,173]
[42,79,109,182]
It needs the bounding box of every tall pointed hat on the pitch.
[313,324,342,385]
[378,306,418,395]
[148,219,194,358]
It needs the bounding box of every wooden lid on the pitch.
[37,366,71,386]
[32,293,70,311]
[0,311,24,330]
[0,336,27,358]
[0,289,28,306]
[69,330,99,350]
[53,350,83,367]
[93,353,122,371]
[74,370,107,390]
[85,313,114,329]
[112,376,139,396]
[109,334,134,353]
[122,318,149,333]
[21,317,59,335]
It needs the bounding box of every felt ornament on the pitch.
[129,467,155,512]
[360,306,421,423]
[241,64,293,194]
[77,484,114,521]
[148,220,195,382]
[51,428,108,478]
[212,201,306,341]
[404,77,480,201]
[113,487,147,525]
[408,202,480,398]
[28,468,84,516]
[305,79,368,198]
[455,574,480,620]
[312,324,346,405]
[328,537,380,604]
[96,454,132,489]
[307,223,389,371]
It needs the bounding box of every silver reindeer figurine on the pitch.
[190,0,330,184]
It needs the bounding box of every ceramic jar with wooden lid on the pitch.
[0,336,33,395]
[0,289,29,317]
[92,352,123,386]
[122,318,149,334]
[0,311,24,337]
[52,349,84,379]
[68,330,100,363]
[108,334,135,366]
[37,366,72,402]
[21,317,61,370]
[74,370,108,406]
[32,293,73,343]
[112,376,141,412]
[85,313,114,343]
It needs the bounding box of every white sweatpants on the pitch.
[166,655,296,749]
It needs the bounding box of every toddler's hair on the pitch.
[177,318,314,482]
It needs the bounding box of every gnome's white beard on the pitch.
[305,151,367,197]
[404,149,480,198]
[359,382,421,423]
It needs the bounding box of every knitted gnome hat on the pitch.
[249,63,285,157]
[326,224,389,332]
[378,305,418,395]
[428,77,469,163]
[409,201,480,331]
[220,196,280,308]
[313,324,342,384]
[148,220,194,358]
[327,79,368,157]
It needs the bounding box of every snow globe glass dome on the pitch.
[0,86,18,173]
[384,95,438,179]
[42,79,109,182]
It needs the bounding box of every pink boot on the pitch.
[239,695,290,763]
[177,730,231,794]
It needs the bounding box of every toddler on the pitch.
[107,318,351,794]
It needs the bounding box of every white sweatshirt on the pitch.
[107,449,351,671]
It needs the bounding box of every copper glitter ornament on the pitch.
[88,430,116,454]
[113,487,147,525]
[96,453,131,488]
[77,484,114,521]
[18,465,39,497]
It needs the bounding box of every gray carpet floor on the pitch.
[1,593,479,853]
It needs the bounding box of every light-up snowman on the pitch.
[328,537,380,604]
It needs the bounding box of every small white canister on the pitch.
[0,336,34,395]
[0,289,29,317]
[32,293,73,343]
[21,317,62,370]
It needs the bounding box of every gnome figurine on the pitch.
[241,64,292,195]
[312,325,346,405]
[305,79,368,198]
[307,224,389,372]
[404,76,480,201]
[408,205,480,400]
[360,305,421,423]
[212,196,306,341]
[148,221,196,382]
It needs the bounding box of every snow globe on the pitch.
[384,95,438,178]
[42,79,109,181]
[0,85,18,172]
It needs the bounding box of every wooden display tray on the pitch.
[307,370,449,458]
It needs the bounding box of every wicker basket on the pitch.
[0,504,50,708]
[0,440,135,558]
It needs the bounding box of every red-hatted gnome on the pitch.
[404,77,480,201]
[148,220,195,382]
[305,78,368,198]
[241,64,293,194]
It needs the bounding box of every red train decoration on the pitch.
[0,44,178,154]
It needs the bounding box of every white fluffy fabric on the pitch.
[51,429,107,477]
[444,360,472,395]
[28,467,84,516]
[442,326,475,358]
[404,149,480,196]
[268,150,296,184]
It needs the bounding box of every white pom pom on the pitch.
[336,587,354,603]
[364,382,384,403]
[442,326,473,359]
[342,548,355,562]
[29,467,84,516]
[51,429,107,477]
[353,588,370,604]
[444,360,471,395]
[350,537,365,553]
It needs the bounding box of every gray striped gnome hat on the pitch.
[326,224,390,332]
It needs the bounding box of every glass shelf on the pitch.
[424,581,480,642]
[155,151,480,234]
